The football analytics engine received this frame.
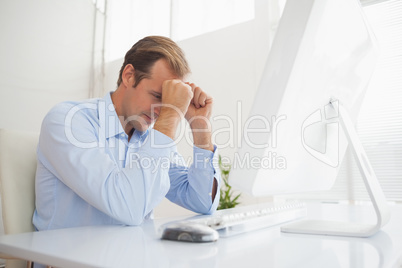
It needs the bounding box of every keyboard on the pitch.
[176,201,306,237]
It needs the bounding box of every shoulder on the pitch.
[44,98,101,125]
[40,98,104,146]
[47,98,99,116]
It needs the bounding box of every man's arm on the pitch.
[152,80,220,211]
[185,83,214,152]
[165,147,221,214]
[37,102,174,226]
[185,83,218,201]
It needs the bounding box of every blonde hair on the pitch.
[117,36,191,87]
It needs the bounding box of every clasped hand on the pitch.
[153,80,213,148]
[160,79,212,126]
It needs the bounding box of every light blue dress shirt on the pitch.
[33,93,220,231]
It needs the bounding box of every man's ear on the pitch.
[122,64,135,87]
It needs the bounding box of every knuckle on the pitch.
[172,79,181,85]
[162,80,171,88]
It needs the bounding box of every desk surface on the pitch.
[0,203,402,268]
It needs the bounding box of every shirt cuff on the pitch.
[190,145,221,212]
[193,145,219,173]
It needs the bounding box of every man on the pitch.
[33,36,220,230]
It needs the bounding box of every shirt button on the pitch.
[108,103,115,111]
[204,158,210,163]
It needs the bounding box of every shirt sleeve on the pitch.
[165,145,221,214]
[37,103,175,226]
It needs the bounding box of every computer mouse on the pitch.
[161,222,219,243]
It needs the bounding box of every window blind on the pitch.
[352,0,402,201]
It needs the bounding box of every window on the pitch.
[170,0,254,41]
[105,0,254,61]
[351,0,402,201]
[106,0,171,62]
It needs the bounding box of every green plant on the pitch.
[217,155,241,210]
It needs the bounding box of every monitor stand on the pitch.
[281,101,391,237]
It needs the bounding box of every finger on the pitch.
[198,92,207,107]
[193,87,202,108]
[205,96,213,104]
[184,82,195,96]
[162,79,182,92]
[183,82,192,92]
[186,82,196,92]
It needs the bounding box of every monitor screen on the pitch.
[229,0,378,196]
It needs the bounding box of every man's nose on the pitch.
[151,104,161,118]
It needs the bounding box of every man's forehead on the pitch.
[149,59,181,81]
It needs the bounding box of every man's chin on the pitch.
[139,125,151,132]
[132,122,150,133]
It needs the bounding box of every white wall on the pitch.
[0,0,95,132]
[0,0,96,263]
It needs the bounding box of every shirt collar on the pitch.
[99,92,149,140]
[99,92,125,139]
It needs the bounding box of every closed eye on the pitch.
[152,93,161,100]
[149,90,162,100]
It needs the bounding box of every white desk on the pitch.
[0,203,401,268]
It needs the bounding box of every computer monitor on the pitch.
[229,0,390,237]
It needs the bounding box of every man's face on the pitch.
[122,59,178,132]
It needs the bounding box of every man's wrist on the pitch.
[189,117,214,151]
[188,117,211,130]
[192,132,214,151]
[153,109,182,140]
[194,142,214,151]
